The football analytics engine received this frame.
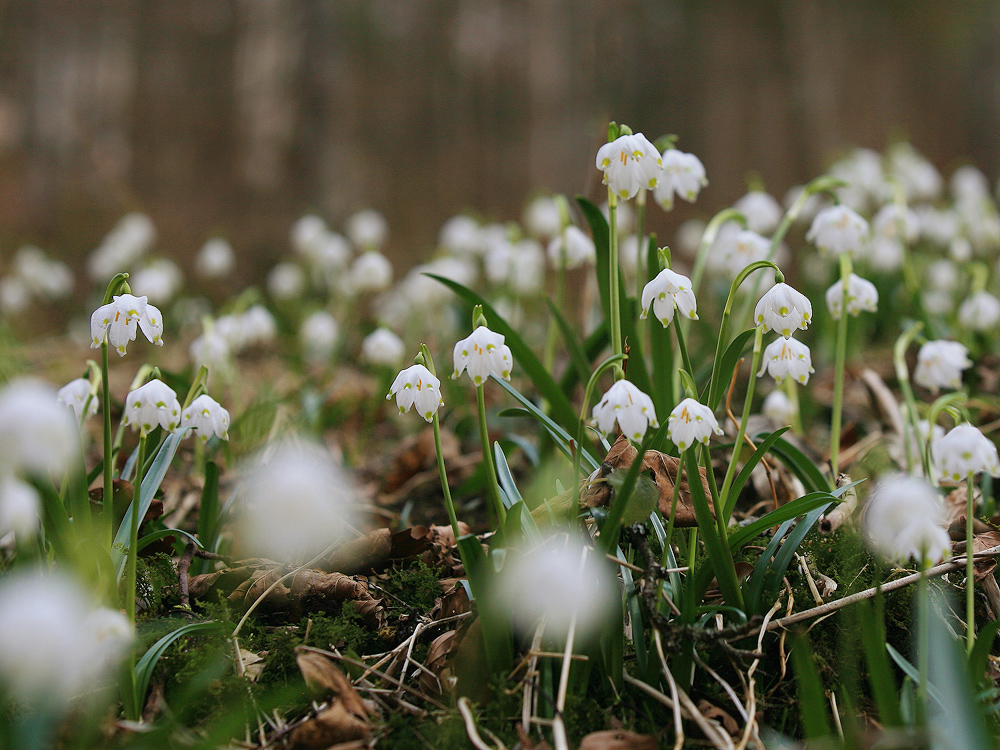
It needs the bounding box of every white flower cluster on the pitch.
[452,326,513,385]
[90,293,164,356]
[190,305,277,378]
[388,364,443,422]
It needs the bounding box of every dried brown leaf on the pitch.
[295,650,368,718]
[288,700,369,749]
[697,699,740,735]
[418,630,459,696]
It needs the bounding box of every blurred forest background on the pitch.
[2,0,1000,285]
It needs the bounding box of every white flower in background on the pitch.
[905,419,946,479]
[122,379,181,436]
[959,291,1000,331]
[667,398,722,452]
[867,236,905,272]
[949,236,974,262]
[913,340,972,392]
[195,237,236,279]
[439,215,484,257]
[524,195,562,239]
[309,232,352,275]
[547,225,595,270]
[0,477,40,538]
[361,327,405,368]
[864,474,950,565]
[936,423,1000,483]
[0,276,29,314]
[190,328,234,379]
[733,191,782,235]
[494,536,615,639]
[887,143,942,203]
[916,205,960,247]
[299,310,340,363]
[925,259,960,293]
[758,336,815,385]
[831,148,887,212]
[825,273,879,319]
[509,239,546,296]
[922,289,953,316]
[675,218,706,258]
[762,389,796,426]
[654,149,707,210]
[57,378,98,421]
[709,225,770,278]
[964,206,1000,256]
[595,132,662,200]
[453,326,513,385]
[131,258,182,305]
[951,164,991,206]
[347,251,393,294]
[754,282,813,337]
[0,380,79,478]
[601,200,635,234]
[236,438,359,563]
[240,305,278,347]
[640,268,698,326]
[87,212,156,281]
[388,364,443,422]
[267,261,306,301]
[806,205,869,258]
[12,246,73,300]
[0,571,133,705]
[783,184,830,225]
[617,234,641,284]
[872,203,919,244]
[181,394,230,444]
[484,236,514,286]
[346,209,389,250]
[291,214,328,256]
[591,380,658,442]
[90,293,164,356]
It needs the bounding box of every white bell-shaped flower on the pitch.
[758,336,815,385]
[591,380,658,442]
[57,377,98,421]
[122,379,181,436]
[347,251,394,294]
[181,394,230,444]
[806,204,869,258]
[762,390,796,427]
[362,328,406,368]
[913,340,971,392]
[958,291,1000,332]
[547,226,595,270]
[439,215,484,257]
[195,237,236,279]
[640,268,698,327]
[864,474,950,565]
[452,326,513,385]
[654,149,707,211]
[666,398,723,452]
[90,293,164,356]
[754,282,813,338]
[299,310,340,363]
[346,209,389,250]
[936,423,1000,484]
[825,273,879,319]
[733,191,782,235]
[388,364,443,422]
[595,133,662,200]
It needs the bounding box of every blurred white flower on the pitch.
[0,379,79,478]
[867,236,905,272]
[509,239,546,296]
[196,238,236,279]
[0,476,40,538]
[654,149,707,211]
[190,326,235,378]
[925,259,960,292]
[547,226,595,270]
[904,419,945,481]
[346,209,389,250]
[783,184,829,225]
[964,206,1000,256]
[267,262,306,301]
[452,326,513,385]
[600,200,634,234]
[439,215,484,257]
[236,438,359,563]
[388,364,443,422]
[864,474,950,565]
[591,380,658,442]
[181,394,230,444]
[872,203,919,244]
[523,196,562,240]
[0,276,30,314]
[90,293,164,356]
[830,148,887,212]
[291,215,328,256]
[825,273,878,319]
[309,232,352,276]
[494,536,615,639]
[936,423,1000,484]
[362,327,405,368]
[347,251,393,294]
[667,398,722,452]
[806,205,869,258]
[754,282,813,338]
[13,246,73,300]
[958,291,1000,331]
[240,305,278,347]
[131,258,182,305]
[87,212,156,281]
[887,143,942,203]
[300,310,340,363]
[595,132,662,200]
[758,336,814,385]
[708,225,770,278]
[913,340,971,392]
[762,389,796,427]
[921,289,953,316]
[916,205,960,247]
[57,377,98,421]
[949,236,974,262]
[951,164,991,206]
[733,191,782,235]
[675,218,706,258]
[123,379,181,436]
[640,268,698,326]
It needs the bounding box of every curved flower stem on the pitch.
[607,191,624,381]
[893,322,926,477]
[719,325,765,520]
[125,433,147,625]
[967,470,977,654]
[573,353,628,508]
[689,208,747,299]
[476,383,506,527]
[829,253,853,479]
[672,316,695,404]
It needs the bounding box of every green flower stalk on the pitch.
[718,324,765,520]
[829,253,853,478]
[893,322,926,476]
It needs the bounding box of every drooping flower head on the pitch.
[595,132,662,201]
[754,282,813,338]
[547,226,595,270]
[666,398,723,452]
[122,379,181,436]
[591,380,658,442]
[758,336,815,385]
[864,474,950,566]
[733,191,782,235]
[90,293,164,356]
[181,394,230,444]
[57,377,99,421]
[452,326,513,385]
[362,327,406,368]
[936,423,1000,484]
[654,149,707,211]
[958,291,1000,332]
[388,364,443,422]
[762,389,796,427]
[640,268,698,327]
[806,204,869,258]
[825,273,879,319]
[913,340,972,392]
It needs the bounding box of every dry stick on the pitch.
[735,598,782,750]
[177,542,196,608]
[522,621,546,736]
[657,632,685,750]
[744,546,1000,640]
[458,697,507,750]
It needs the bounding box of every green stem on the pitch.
[101,342,113,549]
[476,384,506,527]
[125,433,148,625]
[433,413,461,544]
[830,253,852,478]
[661,457,685,563]
[673,312,695,393]
[719,325,765,520]
[893,322,926,477]
[782,377,804,435]
[634,188,647,300]
[917,558,930,724]
[607,191,624,380]
[967,471,977,654]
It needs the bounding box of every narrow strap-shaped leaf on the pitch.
[577,197,612,328]
[791,632,835,739]
[970,618,1000,690]
[133,620,226,713]
[494,442,523,507]
[138,526,203,552]
[754,501,833,614]
[723,426,790,519]
[704,328,755,411]
[503,501,542,547]
[762,434,832,493]
[886,644,946,707]
[545,297,593,388]
[745,518,795,613]
[618,546,648,678]
[854,599,903,727]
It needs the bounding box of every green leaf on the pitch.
[457,534,513,673]
[728,491,839,552]
[854,598,902,727]
[577,197,612,328]
[503,501,542,548]
[138,527,203,552]
[133,620,227,715]
[544,297,593,388]
[618,546,648,678]
[886,644,946,707]
[969,618,1000,690]
[791,632,835,740]
[704,328,755,411]
[194,460,220,575]
[723,427,790,519]
[494,442,523,508]
[759,434,832,493]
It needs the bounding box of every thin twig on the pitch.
[458,697,506,750]
[178,542,195,608]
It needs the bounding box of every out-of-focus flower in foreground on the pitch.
[388,364,443,422]
[591,380,658,442]
[936,423,1000,484]
[958,291,1000,332]
[0,379,79,478]
[864,474,950,566]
